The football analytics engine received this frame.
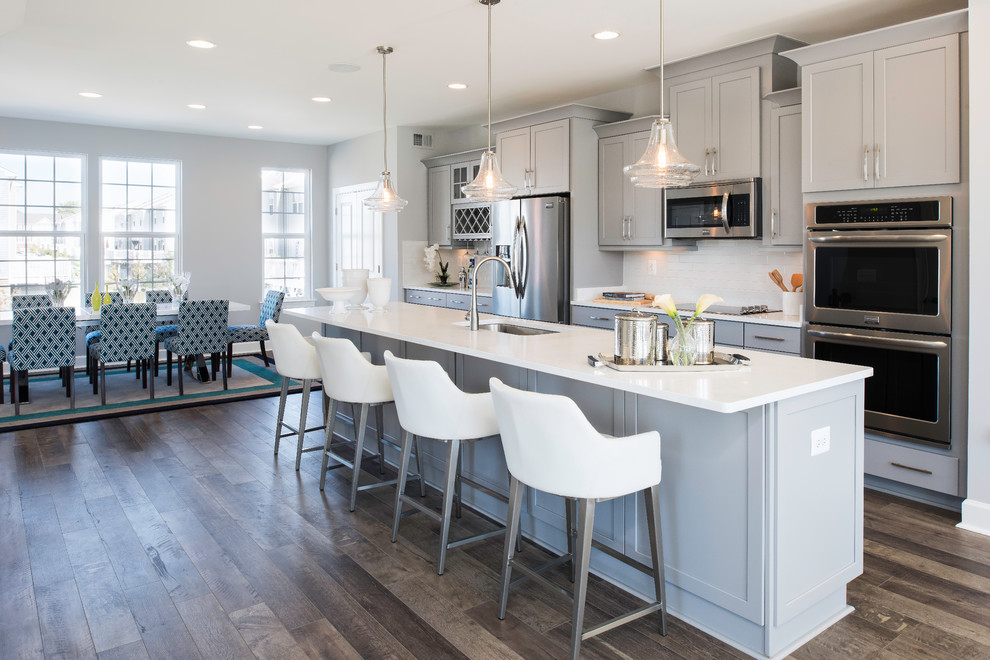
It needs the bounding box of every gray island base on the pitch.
[285,302,871,659]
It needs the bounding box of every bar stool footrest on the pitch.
[582,603,663,641]
[445,527,504,550]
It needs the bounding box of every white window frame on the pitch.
[98,157,182,293]
[0,149,87,311]
[261,168,311,300]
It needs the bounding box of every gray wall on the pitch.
[0,116,329,328]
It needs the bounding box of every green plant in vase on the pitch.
[652,293,723,365]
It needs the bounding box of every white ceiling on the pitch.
[0,0,966,146]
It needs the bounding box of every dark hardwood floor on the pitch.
[2,393,989,659]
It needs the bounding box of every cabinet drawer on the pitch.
[445,292,470,309]
[744,324,801,354]
[405,290,446,307]
[571,306,620,330]
[865,438,959,495]
[476,296,492,313]
[715,320,744,347]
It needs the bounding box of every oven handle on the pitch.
[808,234,948,244]
[808,329,948,350]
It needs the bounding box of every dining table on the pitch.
[1,301,252,403]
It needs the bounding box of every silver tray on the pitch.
[596,353,746,373]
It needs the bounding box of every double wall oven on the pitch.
[805,197,953,446]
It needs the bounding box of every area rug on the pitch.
[0,357,311,433]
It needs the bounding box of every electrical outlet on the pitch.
[811,426,831,456]
[647,260,657,276]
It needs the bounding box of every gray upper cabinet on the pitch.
[801,34,959,192]
[597,130,663,248]
[669,67,761,182]
[495,118,570,195]
[427,165,452,247]
[768,105,803,246]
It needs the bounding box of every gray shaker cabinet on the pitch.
[768,105,804,246]
[597,131,663,248]
[801,34,959,192]
[668,67,761,183]
[495,119,570,195]
[427,165,452,247]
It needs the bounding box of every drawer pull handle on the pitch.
[589,316,612,321]
[753,335,785,341]
[890,462,933,475]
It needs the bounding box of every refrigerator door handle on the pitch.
[515,215,528,298]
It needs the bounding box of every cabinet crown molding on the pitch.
[422,147,486,168]
[489,104,630,135]
[653,35,807,80]
[782,9,967,67]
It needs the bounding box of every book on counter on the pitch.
[602,291,647,300]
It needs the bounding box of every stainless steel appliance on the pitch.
[664,178,761,238]
[804,196,953,447]
[806,197,952,334]
[492,196,570,323]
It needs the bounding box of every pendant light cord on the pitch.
[659,0,665,119]
[382,48,388,171]
[487,0,493,151]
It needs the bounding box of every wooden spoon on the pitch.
[791,273,803,292]
[769,269,788,292]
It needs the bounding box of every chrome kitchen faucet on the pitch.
[469,255,515,330]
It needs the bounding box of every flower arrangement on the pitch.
[44,277,73,306]
[116,275,140,302]
[652,293,723,365]
[423,243,450,284]
[168,271,191,303]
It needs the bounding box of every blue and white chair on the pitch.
[162,299,229,395]
[148,289,180,375]
[12,294,53,309]
[225,289,284,377]
[8,306,77,415]
[88,303,157,404]
[84,291,125,378]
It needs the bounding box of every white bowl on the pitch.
[316,287,361,312]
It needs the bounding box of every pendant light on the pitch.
[364,46,408,212]
[462,0,517,202]
[624,0,701,188]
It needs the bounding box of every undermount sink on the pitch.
[478,322,559,336]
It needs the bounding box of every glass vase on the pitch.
[668,328,698,366]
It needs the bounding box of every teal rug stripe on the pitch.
[0,358,288,426]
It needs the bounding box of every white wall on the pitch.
[0,116,329,328]
[961,1,990,535]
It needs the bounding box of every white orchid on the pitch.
[423,244,440,274]
[651,293,723,365]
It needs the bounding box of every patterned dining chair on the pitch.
[88,303,157,405]
[225,289,284,376]
[162,299,229,395]
[148,289,179,375]
[12,294,54,309]
[84,291,125,378]
[0,345,5,404]
[7,306,76,415]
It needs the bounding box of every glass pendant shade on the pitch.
[624,118,701,188]
[463,150,517,201]
[364,170,408,212]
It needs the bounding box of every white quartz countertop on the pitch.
[571,299,803,328]
[286,302,869,414]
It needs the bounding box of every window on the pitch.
[0,151,85,311]
[101,158,179,291]
[262,169,309,298]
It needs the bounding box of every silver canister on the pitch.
[689,319,715,365]
[654,322,669,364]
[614,308,657,365]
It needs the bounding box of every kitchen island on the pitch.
[284,302,871,659]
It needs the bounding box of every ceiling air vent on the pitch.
[412,132,433,148]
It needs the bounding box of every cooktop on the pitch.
[675,303,780,316]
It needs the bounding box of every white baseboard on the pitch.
[958,499,990,537]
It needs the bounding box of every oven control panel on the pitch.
[807,196,952,229]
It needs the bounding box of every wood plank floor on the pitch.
[2,393,989,659]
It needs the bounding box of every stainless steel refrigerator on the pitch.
[492,196,570,324]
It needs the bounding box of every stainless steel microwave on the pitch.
[664,178,761,239]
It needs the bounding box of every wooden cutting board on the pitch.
[592,297,654,306]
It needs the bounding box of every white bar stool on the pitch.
[489,377,667,660]
[384,350,512,575]
[310,334,425,511]
[265,320,324,470]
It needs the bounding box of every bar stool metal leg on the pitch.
[274,376,289,455]
[319,399,339,491]
[295,378,312,470]
[570,498,596,660]
[644,484,668,636]
[413,435,426,497]
[437,439,462,575]
[391,430,416,543]
[565,497,576,583]
[498,476,525,619]
[375,404,386,476]
[348,403,371,511]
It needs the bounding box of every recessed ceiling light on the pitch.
[311,96,332,103]
[187,103,207,109]
[593,30,620,40]
[329,63,360,73]
[79,92,102,98]
[186,39,216,49]
[247,125,263,130]
[447,83,468,90]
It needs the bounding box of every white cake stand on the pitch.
[316,287,361,314]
